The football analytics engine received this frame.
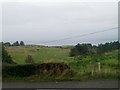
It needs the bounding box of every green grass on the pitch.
[6,46,70,64]
[4,46,119,82]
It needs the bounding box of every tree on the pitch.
[70,43,90,56]
[12,41,19,46]
[3,42,11,46]
[20,41,25,46]
[97,41,120,54]
[2,45,15,64]
[70,47,79,56]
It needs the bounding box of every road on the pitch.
[2,80,119,90]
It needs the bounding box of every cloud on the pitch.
[2,2,118,45]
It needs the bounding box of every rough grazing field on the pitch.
[6,46,71,64]
[4,46,119,82]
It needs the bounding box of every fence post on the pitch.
[98,62,101,72]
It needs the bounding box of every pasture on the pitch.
[6,46,71,64]
[3,45,119,82]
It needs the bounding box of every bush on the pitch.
[25,55,34,64]
[2,64,36,77]
[70,43,94,57]
[2,45,16,64]
[2,62,73,77]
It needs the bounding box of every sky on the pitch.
[1,1,118,46]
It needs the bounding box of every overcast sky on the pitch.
[2,2,118,46]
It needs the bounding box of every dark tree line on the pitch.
[70,41,119,56]
[97,41,119,54]
[3,41,25,46]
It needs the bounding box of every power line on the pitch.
[41,27,118,44]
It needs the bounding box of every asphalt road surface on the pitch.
[2,80,119,90]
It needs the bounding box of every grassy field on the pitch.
[3,45,119,82]
[6,46,71,64]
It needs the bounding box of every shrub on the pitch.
[2,45,16,64]
[2,62,73,77]
[25,55,34,64]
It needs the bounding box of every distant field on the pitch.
[4,46,119,82]
[6,46,71,64]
